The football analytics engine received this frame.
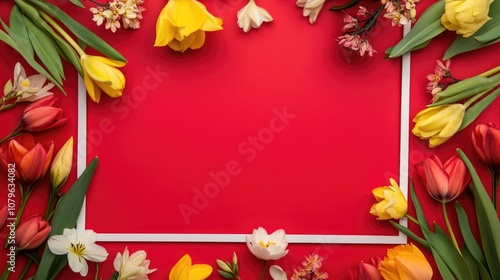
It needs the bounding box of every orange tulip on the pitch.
[379,244,433,280]
[0,134,54,187]
[15,215,51,250]
[21,95,67,132]
[415,155,470,203]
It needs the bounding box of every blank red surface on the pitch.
[82,0,402,236]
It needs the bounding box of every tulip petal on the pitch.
[170,254,191,280]
[19,144,46,185]
[47,235,72,255]
[68,253,88,276]
[83,69,102,103]
[187,264,213,280]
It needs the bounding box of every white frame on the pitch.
[77,25,411,244]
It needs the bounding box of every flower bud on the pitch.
[441,0,493,37]
[50,137,74,191]
[21,95,67,132]
[15,215,51,250]
[472,122,500,170]
[369,178,408,220]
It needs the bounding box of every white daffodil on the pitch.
[47,228,108,277]
[114,247,157,280]
[237,0,273,32]
[296,0,326,24]
[246,227,289,260]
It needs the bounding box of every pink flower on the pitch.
[21,95,67,132]
[342,14,358,32]
[15,215,51,250]
[416,155,471,203]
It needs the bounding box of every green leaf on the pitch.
[390,220,430,250]
[422,223,472,280]
[22,14,64,84]
[474,24,500,43]
[22,249,41,265]
[457,149,500,280]
[27,0,126,62]
[69,0,85,8]
[0,19,65,93]
[14,0,83,77]
[461,245,480,280]
[459,87,500,130]
[34,158,98,280]
[387,0,446,58]
[455,202,489,271]
[443,0,500,59]
[9,5,34,58]
[433,252,456,280]
[409,179,431,231]
[430,74,500,106]
[110,271,119,280]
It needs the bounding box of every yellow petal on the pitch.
[170,254,192,280]
[188,264,213,280]
[155,7,177,46]
[83,70,101,103]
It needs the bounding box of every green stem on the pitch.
[442,202,460,253]
[38,11,86,57]
[491,168,499,212]
[0,124,22,145]
[478,66,500,77]
[463,90,489,109]
[405,214,420,225]
[18,258,33,280]
[4,184,32,248]
[259,260,267,280]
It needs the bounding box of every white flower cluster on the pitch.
[90,0,145,33]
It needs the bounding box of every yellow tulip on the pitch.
[412,104,465,148]
[154,0,223,52]
[169,254,212,280]
[441,0,493,37]
[379,244,433,280]
[369,178,408,220]
[50,137,73,191]
[81,54,126,103]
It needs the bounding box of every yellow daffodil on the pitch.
[169,254,212,280]
[441,0,493,37]
[154,0,223,52]
[412,103,465,148]
[379,244,433,280]
[81,55,126,103]
[50,137,73,191]
[369,178,408,220]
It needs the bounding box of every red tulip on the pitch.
[349,258,383,280]
[21,95,67,132]
[416,155,470,203]
[15,215,51,250]
[0,134,54,187]
[472,122,500,169]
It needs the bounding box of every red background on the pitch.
[0,0,499,279]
